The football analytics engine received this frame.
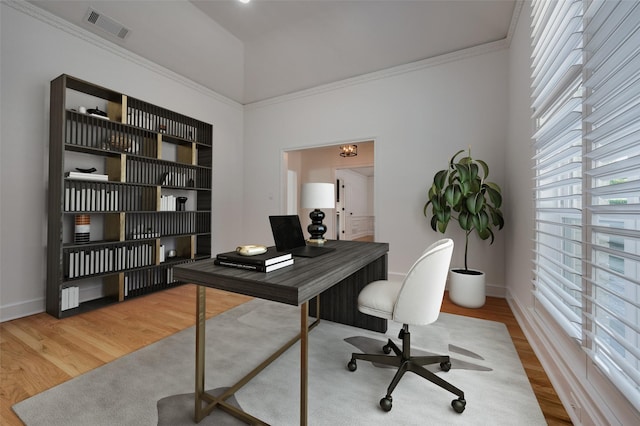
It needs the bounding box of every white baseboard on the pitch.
[506,289,640,425]
[0,297,45,322]
[486,282,506,298]
[1,283,105,322]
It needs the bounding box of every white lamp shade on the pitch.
[301,183,335,209]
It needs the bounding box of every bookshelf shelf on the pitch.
[47,74,213,318]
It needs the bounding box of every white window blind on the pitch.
[532,0,640,410]
[531,0,584,341]
[583,0,640,408]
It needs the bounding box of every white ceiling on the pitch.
[28,0,517,105]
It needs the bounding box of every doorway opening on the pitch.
[283,140,374,242]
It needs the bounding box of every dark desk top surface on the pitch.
[173,240,389,306]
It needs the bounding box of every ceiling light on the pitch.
[339,145,357,157]
[237,0,251,4]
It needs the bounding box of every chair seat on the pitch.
[357,279,402,320]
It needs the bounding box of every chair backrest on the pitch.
[392,239,454,325]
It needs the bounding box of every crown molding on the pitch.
[245,38,509,111]
[505,1,525,48]
[5,0,242,111]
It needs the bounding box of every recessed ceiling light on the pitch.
[238,0,251,4]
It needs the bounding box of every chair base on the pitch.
[347,324,466,413]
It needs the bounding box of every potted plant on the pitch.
[423,148,504,307]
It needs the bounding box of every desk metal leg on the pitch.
[194,291,320,425]
[195,285,206,422]
[300,301,308,426]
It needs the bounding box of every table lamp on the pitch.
[301,182,335,245]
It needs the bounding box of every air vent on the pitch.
[84,8,130,40]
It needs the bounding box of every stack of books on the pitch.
[214,247,293,272]
[65,171,108,181]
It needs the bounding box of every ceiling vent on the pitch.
[84,8,130,41]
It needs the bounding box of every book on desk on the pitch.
[215,246,293,272]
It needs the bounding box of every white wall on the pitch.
[505,4,536,309]
[0,2,245,321]
[243,46,508,289]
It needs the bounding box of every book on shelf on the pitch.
[65,171,108,181]
[61,286,79,311]
[216,246,292,267]
[164,195,175,211]
[214,258,294,273]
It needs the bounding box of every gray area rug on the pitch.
[14,299,545,425]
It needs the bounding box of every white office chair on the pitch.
[347,238,466,413]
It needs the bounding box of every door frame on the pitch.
[281,140,375,241]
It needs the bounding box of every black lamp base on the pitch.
[307,209,327,245]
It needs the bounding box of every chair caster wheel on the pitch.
[380,396,392,412]
[440,361,451,372]
[382,344,392,354]
[452,398,466,413]
[347,359,357,371]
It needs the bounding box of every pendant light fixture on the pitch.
[339,144,357,157]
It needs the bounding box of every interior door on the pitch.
[336,178,342,239]
[336,168,374,241]
[336,178,353,240]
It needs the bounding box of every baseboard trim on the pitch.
[1,283,105,322]
[506,289,640,425]
[486,283,506,298]
[1,298,45,322]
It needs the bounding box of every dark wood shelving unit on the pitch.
[46,74,213,318]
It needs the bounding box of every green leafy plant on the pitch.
[423,148,505,272]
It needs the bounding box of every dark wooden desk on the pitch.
[173,240,389,425]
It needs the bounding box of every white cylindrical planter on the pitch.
[449,269,486,308]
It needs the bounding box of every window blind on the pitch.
[531,0,640,411]
[531,0,584,341]
[583,0,640,409]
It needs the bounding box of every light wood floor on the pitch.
[1,285,572,425]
